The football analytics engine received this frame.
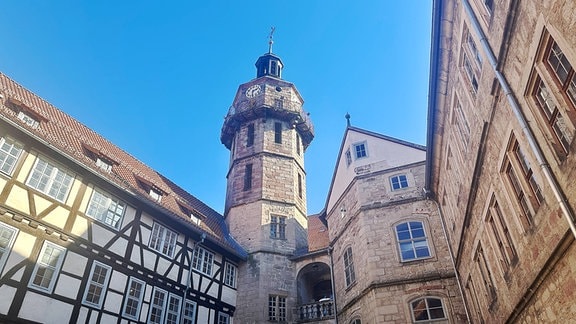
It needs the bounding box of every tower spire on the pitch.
[268,27,275,53]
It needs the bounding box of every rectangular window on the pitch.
[396,221,431,261]
[486,197,517,271]
[274,122,282,144]
[182,300,197,324]
[453,98,471,146]
[298,173,303,198]
[475,245,496,302]
[166,294,182,324]
[0,137,23,176]
[462,52,479,93]
[466,276,485,323]
[343,247,356,287]
[148,287,167,324]
[390,174,409,190]
[0,223,18,274]
[123,277,145,320]
[296,133,301,155]
[149,188,162,202]
[26,157,74,202]
[247,123,255,147]
[82,261,112,309]
[547,39,576,106]
[268,295,287,322]
[17,111,39,129]
[149,223,178,257]
[86,188,126,229]
[270,215,286,239]
[353,142,367,159]
[192,246,214,275]
[243,163,252,191]
[345,149,352,166]
[29,241,66,293]
[95,157,112,172]
[218,312,230,324]
[224,262,237,288]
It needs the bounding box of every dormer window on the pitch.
[83,145,117,173]
[179,203,203,226]
[96,157,112,172]
[149,188,162,202]
[135,176,165,203]
[17,111,40,129]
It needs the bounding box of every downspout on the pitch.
[427,194,471,323]
[328,247,339,324]
[461,0,576,239]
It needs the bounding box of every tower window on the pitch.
[274,122,282,144]
[296,133,301,155]
[390,174,409,190]
[298,174,303,198]
[270,215,286,239]
[244,164,252,191]
[247,123,254,147]
[268,295,287,322]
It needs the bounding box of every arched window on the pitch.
[395,221,431,261]
[349,318,361,324]
[410,297,446,322]
[343,247,356,287]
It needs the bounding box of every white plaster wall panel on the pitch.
[79,185,93,215]
[139,303,149,322]
[77,307,88,324]
[88,310,98,324]
[65,177,82,207]
[122,205,137,229]
[109,271,127,293]
[197,307,210,323]
[130,244,142,265]
[5,184,29,215]
[192,272,201,290]
[142,249,156,270]
[140,212,153,227]
[41,205,69,229]
[100,313,117,323]
[54,273,81,299]
[4,230,35,277]
[91,223,116,248]
[15,153,35,183]
[71,215,89,239]
[61,251,87,275]
[165,261,179,282]
[221,286,236,305]
[0,177,7,192]
[20,291,73,323]
[108,236,128,256]
[206,281,218,298]
[104,291,123,314]
[0,285,16,314]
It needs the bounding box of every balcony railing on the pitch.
[298,299,335,322]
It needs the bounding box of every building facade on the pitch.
[428,0,576,322]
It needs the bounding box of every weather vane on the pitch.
[268,27,276,53]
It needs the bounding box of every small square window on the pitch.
[390,174,409,190]
[17,111,40,129]
[353,142,367,159]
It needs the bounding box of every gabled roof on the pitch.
[323,125,426,215]
[0,72,246,259]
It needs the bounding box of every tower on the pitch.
[221,33,314,322]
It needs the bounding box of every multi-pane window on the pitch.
[274,122,282,144]
[82,261,112,309]
[345,149,352,166]
[95,157,112,172]
[148,288,167,324]
[243,164,252,191]
[149,223,178,257]
[0,137,23,175]
[218,312,230,324]
[224,262,237,288]
[533,76,573,152]
[86,189,126,229]
[268,295,287,322]
[410,297,447,322]
[396,221,431,261]
[123,277,145,320]
[192,246,214,275]
[17,111,39,129]
[547,40,576,106]
[484,0,494,13]
[247,123,255,147]
[453,98,471,146]
[182,300,197,324]
[486,196,517,271]
[26,157,74,202]
[503,139,544,229]
[0,223,18,274]
[353,142,367,159]
[343,247,356,287]
[390,174,409,190]
[149,188,162,202]
[462,52,479,93]
[475,245,496,302]
[29,241,66,293]
[466,276,485,324]
[298,173,303,198]
[270,215,286,239]
[165,294,182,324]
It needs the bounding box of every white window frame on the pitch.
[0,223,18,274]
[123,277,145,320]
[224,262,237,288]
[0,136,23,176]
[410,297,447,322]
[182,300,197,324]
[192,246,214,275]
[352,142,368,160]
[26,157,74,202]
[17,111,39,129]
[165,293,182,324]
[218,312,230,324]
[95,157,112,172]
[148,287,168,324]
[396,221,431,262]
[86,188,126,230]
[28,241,66,293]
[149,188,162,202]
[82,261,112,309]
[390,174,409,190]
[149,222,178,257]
[343,247,356,287]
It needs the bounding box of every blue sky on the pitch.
[0,1,432,214]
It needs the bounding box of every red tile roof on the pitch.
[0,72,244,257]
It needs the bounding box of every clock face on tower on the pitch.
[245,84,262,98]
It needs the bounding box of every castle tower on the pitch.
[221,33,314,322]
